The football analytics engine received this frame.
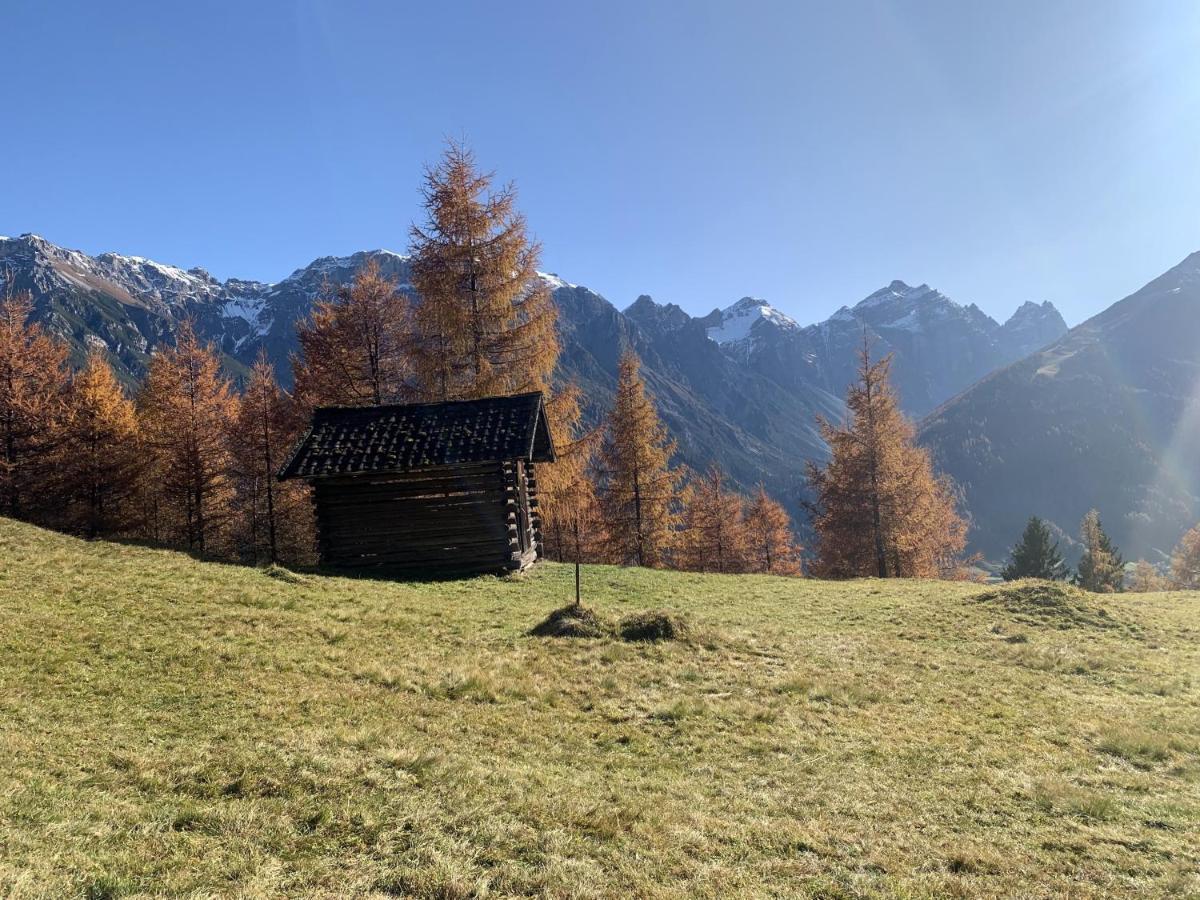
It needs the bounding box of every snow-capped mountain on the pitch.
[0,234,418,382]
[631,278,1069,418]
[0,231,1073,550]
[701,296,799,349]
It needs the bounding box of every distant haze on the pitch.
[5,0,1200,326]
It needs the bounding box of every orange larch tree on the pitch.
[597,351,683,567]
[0,291,70,521]
[1170,524,1200,590]
[677,466,750,573]
[806,338,967,578]
[291,259,412,410]
[228,352,313,565]
[137,322,238,556]
[538,380,607,562]
[58,350,142,538]
[744,483,803,575]
[408,140,559,403]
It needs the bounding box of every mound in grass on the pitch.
[618,609,690,643]
[529,604,611,638]
[263,564,309,585]
[973,580,1125,631]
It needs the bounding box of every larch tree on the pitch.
[291,260,412,410]
[677,466,750,573]
[744,483,803,575]
[408,140,559,403]
[537,396,607,607]
[1170,524,1200,589]
[537,381,610,564]
[1128,560,1169,592]
[806,338,967,579]
[228,353,313,565]
[1074,509,1124,593]
[1001,516,1068,581]
[0,291,70,521]
[137,322,238,556]
[58,350,142,538]
[597,351,683,568]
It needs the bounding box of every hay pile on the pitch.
[530,606,694,643]
[529,605,611,639]
[973,580,1125,631]
[617,610,690,643]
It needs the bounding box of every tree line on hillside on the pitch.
[1001,510,1200,591]
[8,141,1189,585]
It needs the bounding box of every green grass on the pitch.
[1,518,1198,898]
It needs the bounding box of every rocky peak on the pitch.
[705,296,798,347]
[999,300,1068,356]
[624,294,692,332]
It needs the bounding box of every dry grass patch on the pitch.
[1,519,1198,898]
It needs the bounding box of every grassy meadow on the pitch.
[0,516,1198,898]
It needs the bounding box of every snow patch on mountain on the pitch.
[855,280,937,310]
[538,272,578,291]
[706,297,798,346]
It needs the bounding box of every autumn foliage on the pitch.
[806,339,967,578]
[227,354,313,565]
[58,351,143,537]
[0,143,1005,585]
[597,352,684,568]
[409,140,559,403]
[744,484,803,575]
[137,322,238,555]
[1074,509,1124,593]
[677,467,749,573]
[0,291,69,520]
[291,260,411,410]
[1170,524,1200,589]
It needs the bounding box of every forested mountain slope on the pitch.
[921,251,1200,560]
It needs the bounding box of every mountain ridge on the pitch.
[1,232,1073,553]
[920,250,1200,561]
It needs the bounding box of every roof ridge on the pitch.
[311,391,545,416]
[279,391,553,480]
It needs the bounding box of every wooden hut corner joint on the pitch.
[278,392,556,575]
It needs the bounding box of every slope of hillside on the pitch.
[2,517,1197,897]
[921,252,1200,561]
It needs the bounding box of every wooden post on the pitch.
[572,512,582,608]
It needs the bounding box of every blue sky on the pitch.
[5,0,1200,326]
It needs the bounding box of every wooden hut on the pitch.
[278,392,555,575]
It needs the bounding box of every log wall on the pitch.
[313,460,542,575]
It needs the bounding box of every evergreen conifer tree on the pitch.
[1001,516,1068,581]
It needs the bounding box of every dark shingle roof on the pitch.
[278,392,555,481]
